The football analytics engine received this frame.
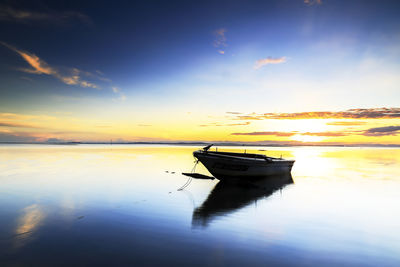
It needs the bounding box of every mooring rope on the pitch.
[177,177,192,191]
[191,159,199,173]
[177,159,199,191]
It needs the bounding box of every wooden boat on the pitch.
[193,144,294,181]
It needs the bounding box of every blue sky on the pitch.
[0,0,399,143]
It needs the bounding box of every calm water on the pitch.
[0,145,400,266]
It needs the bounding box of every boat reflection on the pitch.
[192,174,293,228]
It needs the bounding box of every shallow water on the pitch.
[0,144,400,266]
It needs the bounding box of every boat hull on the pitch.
[194,151,294,181]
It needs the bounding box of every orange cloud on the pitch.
[301,131,347,137]
[254,57,286,69]
[79,81,98,88]
[232,131,356,137]
[200,122,251,127]
[326,121,367,126]
[17,51,54,75]
[235,116,263,120]
[230,108,400,120]
[232,131,296,137]
[1,42,99,89]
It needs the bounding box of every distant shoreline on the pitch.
[0,142,399,148]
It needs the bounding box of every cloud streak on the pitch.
[226,112,243,115]
[1,42,101,89]
[0,122,41,128]
[363,126,400,136]
[235,115,263,120]
[232,131,295,136]
[0,5,92,25]
[200,122,251,127]
[254,57,286,69]
[326,121,367,126]
[231,131,348,137]
[229,108,400,120]
[301,132,347,137]
[232,126,400,138]
[304,0,322,6]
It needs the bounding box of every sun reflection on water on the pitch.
[14,204,45,248]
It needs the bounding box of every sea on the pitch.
[0,144,399,266]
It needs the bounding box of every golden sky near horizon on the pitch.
[1,108,399,144]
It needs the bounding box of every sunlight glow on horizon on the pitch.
[0,110,399,144]
[291,134,325,143]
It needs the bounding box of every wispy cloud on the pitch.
[1,42,102,89]
[213,28,227,54]
[0,122,41,128]
[119,94,127,101]
[0,112,56,121]
[304,0,322,6]
[20,76,34,82]
[235,115,263,120]
[199,122,251,127]
[232,131,295,136]
[0,5,92,25]
[112,93,126,102]
[232,126,400,138]
[326,121,367,126]
[111,87,126,101]
[301,132,347,137]
[232,131,350,137]
[363,126,400,136]
[254,57,286,69]
[229,108,400,120]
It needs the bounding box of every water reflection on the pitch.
[1,145,400,266]
[14,204,45,248]
[192,174,293,227]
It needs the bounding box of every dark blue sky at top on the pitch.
[1,0,400,113]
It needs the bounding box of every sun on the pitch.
[290,134,325,143]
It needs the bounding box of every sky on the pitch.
[0,0,399,144]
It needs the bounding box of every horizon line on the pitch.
[1,141,399,147]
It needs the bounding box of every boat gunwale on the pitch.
[194,150,295,163]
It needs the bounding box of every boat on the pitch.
[193,144,294,181]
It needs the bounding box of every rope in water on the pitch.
[177,159,198,191]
